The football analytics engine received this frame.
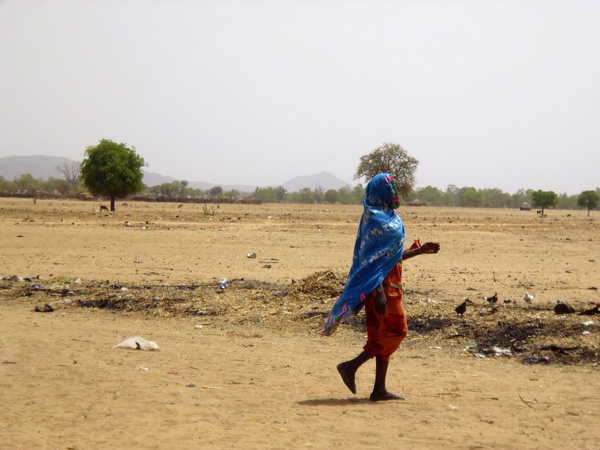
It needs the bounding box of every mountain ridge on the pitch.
[0,155,352,193]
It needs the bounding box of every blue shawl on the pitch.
[322,173,405,336]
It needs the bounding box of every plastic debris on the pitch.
[582,321,594,326]
[247,252,257,258]
[522,355,551,365]
[34,304,54,313]
[219,278,228,289]
[113,337,160,351]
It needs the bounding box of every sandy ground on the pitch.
[1,198,599,449]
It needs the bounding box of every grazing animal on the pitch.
[100,205,109,211]
[536,210,543,215]
[554,300,575,315]
[455,299,472,318]
[523,292,535,303]
[484,292,498,304]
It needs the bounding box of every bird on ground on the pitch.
[523,292,535,303]
[455,299,472,318]
[484,292,498,304]
[554,300,575,315]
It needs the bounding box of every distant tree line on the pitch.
[409,185,600,212]
[3,172,597,213]
[1,137,597,213]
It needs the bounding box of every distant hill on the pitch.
[0,155,352,193]
[282,171,351,192]
[0,155,75,180]
[0,155,190,189]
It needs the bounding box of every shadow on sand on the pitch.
[296,398,372,407]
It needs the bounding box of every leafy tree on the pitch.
[414,186,443,206]
[0,176,9,194]
[577,190,600,216]
[80,139,146,211]
[45,178,72,196]
[13,174,43,193]
[251,186,287,203]
[209,186,223,198]
[531,190,558,215]
[222,189,240,200]
[557,193,577,210]
[354,142,418,198]
[324,189,339,204]
[274,186,287,202]
[298,187,315,204]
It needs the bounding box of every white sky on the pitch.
[1,0,599,194]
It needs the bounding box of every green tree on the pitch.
[209,186,223,198]
[414,186,443,206]
[577,190,600,216]
[274,186,287,202]
[324,189,339,204]
[354,142,418,198]
[298,187,315,204]
[557,192,577,210]
[531,190,558,215]
[80,139,146,211]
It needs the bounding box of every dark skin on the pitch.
[337,241,440,401]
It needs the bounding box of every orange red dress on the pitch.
[362,262,408,362]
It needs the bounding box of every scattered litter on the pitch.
[522,355,551,365]
[34,304,54,313]
[113,337,160,351]
[7,275,23,282]
[449,405,459,411]
[247,253,257,258]
[2,360,17,365]
[582,321,594,326]
[186,383,196,387]
[136,366,149,371]
[74,278,82,284]
[583,331,592,335]
[218,278,228,289]
[194,325,203,329]
[167,371,179,375]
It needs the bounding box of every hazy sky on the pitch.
[1,0,599,194]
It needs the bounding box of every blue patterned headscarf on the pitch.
[322,173,405,336]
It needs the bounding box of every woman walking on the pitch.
[322,173,440,401]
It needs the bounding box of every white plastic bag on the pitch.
[113,337,160,351]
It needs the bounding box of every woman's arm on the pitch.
[403,242,440,261]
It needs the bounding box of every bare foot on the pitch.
[337,362,356,394]
[369,390,405,402]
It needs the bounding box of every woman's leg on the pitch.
[337,351,372,394]
[370,357,404,401]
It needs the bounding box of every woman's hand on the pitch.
[420,242,440,254]
[375,284,387,315]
